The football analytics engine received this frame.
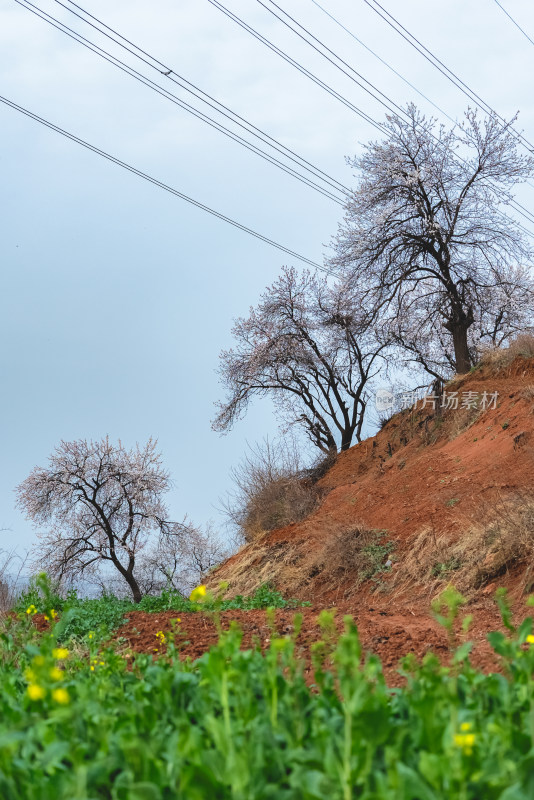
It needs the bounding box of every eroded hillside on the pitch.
[212,354,534,609]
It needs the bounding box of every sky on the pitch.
[1,0,534,561]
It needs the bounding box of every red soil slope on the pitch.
[109,356,534,678]
[212,356,534,608]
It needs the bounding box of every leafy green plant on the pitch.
[15,578,309,641]
[360,531,395,580]
[2,590,534,798]
[431,557,463,577]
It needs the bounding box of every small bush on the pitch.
[222,438,323,543]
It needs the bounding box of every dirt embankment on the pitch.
[112,356,534,678]
[210,356,534,609]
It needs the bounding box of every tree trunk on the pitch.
[445,308,474,374]
[123,570,143,603]
[340,427,355,451]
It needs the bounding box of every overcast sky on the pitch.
[1,0,534,559]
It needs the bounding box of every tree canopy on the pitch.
[332,105,534,375]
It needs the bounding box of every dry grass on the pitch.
[212,521,396,600]
[222,438,327,544]
[392,494,534,598]
[0,550,27,614]
[478,333,534,372]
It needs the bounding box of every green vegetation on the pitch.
[431,558,463,578]
[14,577,309,640]
[2,585,534,798]
[359,531,396,580]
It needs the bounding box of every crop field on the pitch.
[1,579,534,799]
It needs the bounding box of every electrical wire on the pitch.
[0,93,330,271]
[243,0,534,230]
[206,0,385,134]
[54,0,350,196]
[15,0,345,205]
[363,0,534,155]
[493,0,534,48]
[307,0,456,125]
[258,0,408,119]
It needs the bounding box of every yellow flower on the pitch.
[33,655,45,666]
[26,605,37,615]
[190,585,207,603]
[50,667,63,682]
[52,648,69,660]
[454,732,476,755]
[156,631,166,643]
[88,632,94,640]
[27,684,45,701]
[90,666,95,672]
[526,634,534,645]
[24,668,36,682]
[460,722,472,732]
[49,609,57,619]
[52,688,70,705]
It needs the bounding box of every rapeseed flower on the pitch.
[26,605,37,615]
[526,634,534,645]
[454,731,476,755]
[52,648,69,660]
[190,585,207,602]
[52,688,70,705]
[27,684,45,701]
[50,667,63,682]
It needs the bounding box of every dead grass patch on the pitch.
[478,333,534,372]
[392,494,534,598]
[212,522,396,600]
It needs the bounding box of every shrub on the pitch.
[222,438,323,543]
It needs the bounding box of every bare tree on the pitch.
[332,105,534,375]
[213,267,390,453]
[16,437,189,603]
[138,521,230,596]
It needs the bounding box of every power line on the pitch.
[206,0,386,135]
[0,93,330,271]
[249,0,534,230]
[15,0,345,206]
[363,0,534,155]
[54,0,349,197]
[493,0,534,48]
[257,0,408,118]
[307,0,456,125]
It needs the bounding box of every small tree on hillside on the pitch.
[213,267,390,453]
[16,437,191,603]
[332,105,534,375]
